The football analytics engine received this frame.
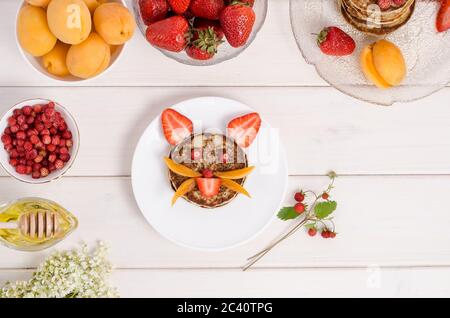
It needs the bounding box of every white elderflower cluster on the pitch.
[0,242,118,298]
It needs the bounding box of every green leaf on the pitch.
[314,201,337,219]
[277,207,300,221]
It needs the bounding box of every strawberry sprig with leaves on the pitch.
[243,171,338,271]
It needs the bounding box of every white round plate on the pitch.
[132,97,288,251]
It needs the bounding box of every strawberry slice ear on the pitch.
[161,108,193,145]
[227,112,261,148]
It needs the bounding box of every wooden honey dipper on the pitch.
[17,210,60,240]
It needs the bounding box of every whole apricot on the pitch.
[42,41,71,76]
[47,0,92,45]
[361,39,406,89]
[372,40,406,87]
[94,3,135,45]
[17,5,57,57]
[66,32,111,79]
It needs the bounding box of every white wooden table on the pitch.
[1,0,450,298]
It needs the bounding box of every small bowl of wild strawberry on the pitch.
[133,0,267,65]
[0,99,79,184]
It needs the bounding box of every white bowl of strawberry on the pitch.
[134,0,267,65]
[0,99,79,184]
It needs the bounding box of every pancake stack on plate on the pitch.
[339,0,416,35]
[169,133,248,209]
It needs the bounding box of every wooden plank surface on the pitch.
[0,175,449,269]
[1,0,449,298]
[2,87,450,176]
[1,267,449,297]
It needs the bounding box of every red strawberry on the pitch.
[190,0,224,20]
[161,108,193,145]
[194,18,224,40]
[437,0,450,32]
[167,0,191,14]
[146,16,189,52]
[220,3,256,48]
[186,25,223,60]
[196,178,221,198]
[317,27,355,56]
[377,0,392,10]
[227,112,261,148]
[139,0,169,25]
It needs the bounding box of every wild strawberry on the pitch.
[294,203,305,214]
[10,125,19,133]
[322,192,329,200]
[7,117,16,126]
[321,230,330,239]
[55,159,64,170]
[16,115,26,125]
[33,104,42,113]
[47,144,56,152]
[59,153,71,162]
[59,147,69,154]
[22,106,32,116]
[220,2,256,48]
[167,0,191,14]
[24,142,33,151]
[40,167,49,177]
[52,136,60,146]
[16,131,26,140]
[202,169,214,178]
[42,135,52,145]
[34,155,43,163]
[139,0,169,25]
[329,232,337,239]
[294,191,304,202]
[190,0,224,20]
[26,116,34,125]
[48,154,57,163]
[377,0,392,10]
[1,134,11,145]
[62,130,72,139]
[15,165,27,175]
[308,228,317,237]
[25,149,38,160]
[317,27,355,56]
[146,16,190,52]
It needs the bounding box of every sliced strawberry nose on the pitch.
[202,169,214,178]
